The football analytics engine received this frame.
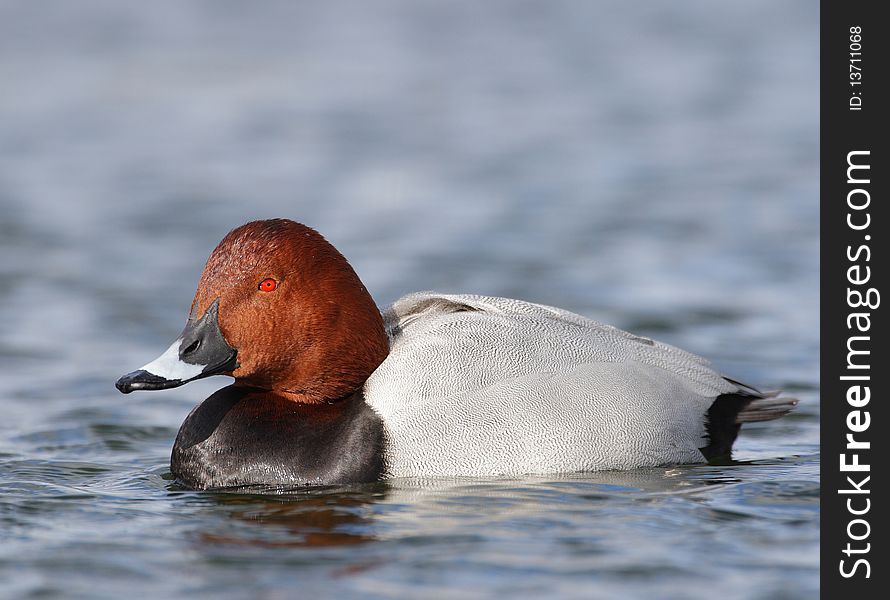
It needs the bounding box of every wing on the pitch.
[364,292,747,477]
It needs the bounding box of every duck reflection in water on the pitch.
[180,483,389,549]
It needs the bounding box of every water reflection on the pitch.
[187,483,389,549]
[176,465,751,553]
[386,466,744,501]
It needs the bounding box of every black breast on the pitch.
[171,386,386,489]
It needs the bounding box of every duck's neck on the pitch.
[234,382,360,405]
[232,286,391,404]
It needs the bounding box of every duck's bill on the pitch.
[114,353,236,393]
[115,367,194,393]
[115,298,238,394]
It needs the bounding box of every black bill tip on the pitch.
[115,370,184,394]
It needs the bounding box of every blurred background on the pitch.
[0,1,818,598]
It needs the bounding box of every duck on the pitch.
[115,218,797,489]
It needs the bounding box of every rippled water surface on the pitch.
[1,1,818,598]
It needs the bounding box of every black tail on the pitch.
[699,384,798,462]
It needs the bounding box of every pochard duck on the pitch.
[116,219,797,489]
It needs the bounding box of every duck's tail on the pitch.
[700,384,798,462]
[735,392,799,423]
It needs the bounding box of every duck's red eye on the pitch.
[259,278,277,292]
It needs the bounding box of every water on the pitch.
[0,1,818,598]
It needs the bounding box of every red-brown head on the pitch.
[116,219,390,403]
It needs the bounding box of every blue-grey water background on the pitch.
[0,1,818,598]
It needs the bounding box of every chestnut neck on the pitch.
[233,384,364,405]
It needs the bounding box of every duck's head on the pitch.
[116,219,389,403]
